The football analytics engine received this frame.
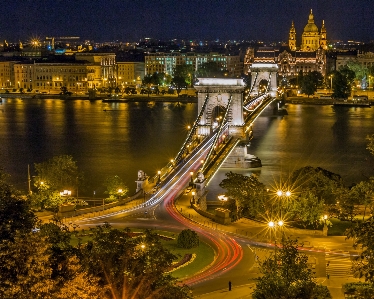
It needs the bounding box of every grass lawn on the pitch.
[327,218,358,236]
[160,237,215,279]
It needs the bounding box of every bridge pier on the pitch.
[221,141,262,168]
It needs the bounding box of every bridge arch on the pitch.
[194,78,246,137]
[249,63,278,97]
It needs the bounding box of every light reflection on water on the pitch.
[1,98,374,199]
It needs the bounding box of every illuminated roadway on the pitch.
[76,95,284,294]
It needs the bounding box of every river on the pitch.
[0,97,373,198]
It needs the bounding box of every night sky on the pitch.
[1,0,373,42]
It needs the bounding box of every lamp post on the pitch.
[323,214,328,236]
[190,171,194,186]
[157,170,161,185]
[118,188,123,199]
[329,75,333,92]
[268,220,284,244]
[276,190,291,219]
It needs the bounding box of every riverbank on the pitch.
[0,92,198,103]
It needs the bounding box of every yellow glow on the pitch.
[268,221,275,227]
[277,190,283,197]
[285,191,291,197]
[278,220,284,226]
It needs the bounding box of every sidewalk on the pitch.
[195,284,254,299]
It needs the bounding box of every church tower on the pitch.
[319,20,327,50]
[301,9,320,51]
[288,21,296,51]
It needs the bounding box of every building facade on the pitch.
[245,9,327,79]
[116,61,145,88]
[297,10,327,51]
[145,52,242,77]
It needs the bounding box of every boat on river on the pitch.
[333,100,371,107]
[102,98,129,103]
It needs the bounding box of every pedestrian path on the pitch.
[325,252,353,278]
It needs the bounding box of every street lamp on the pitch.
[118,188,123,199]
[157,171,161,185]
[329,75,333,92]
[276,190,291,218]
[190,171,194,185]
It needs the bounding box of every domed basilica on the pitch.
[289,9,327,51]
[245,9,327,78]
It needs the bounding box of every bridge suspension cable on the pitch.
[174,94,210,164]
[244,72,258,106]
[201,95,233,174]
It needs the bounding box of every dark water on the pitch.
[0,98,197,196]
[1,98,374,197]
[209,103,374,198]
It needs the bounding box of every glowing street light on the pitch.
[157,170,161,185]
[190,171,194,185]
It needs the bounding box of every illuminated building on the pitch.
[145,52,242,77]
[116,61,144,89]
[244,9,327,78]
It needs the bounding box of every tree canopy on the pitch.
[103,175,128,201]
[300,71,324,97]
[0,170,37,242]
[346,217,374,283]
[290,166,343,205]
[219,172,267,219]
[252,238,331,299]
[331,67,355,99]
[196,61,228,78]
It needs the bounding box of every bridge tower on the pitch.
[249,63,278,98]
[194,78,246,138]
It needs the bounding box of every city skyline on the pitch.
[1,0,373,43]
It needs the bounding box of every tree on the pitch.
[346,60,368,82]
[252,238,331,299]
[171,75,187,96]
[33,155,80,192]
[103,175,128,201]
[0,169,37,242]
[332,67,355,99]
[301,71,324,97]
[346,217,374,283]
[173,64,195,87]
[366,134,374,156]
[290,191,325,228]
[0,233,55,299]
[350,180,374,220]
[336,187,360,222]
[196,61,228,78]
[177,229,199,249]
[342,282,374,299]
[219,172,267,220]
[290,166,343,205]
[32,155,81,209]
[80,224,191,299]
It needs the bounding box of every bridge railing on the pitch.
[174,94,210,165]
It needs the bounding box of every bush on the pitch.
[177,229,199,249]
